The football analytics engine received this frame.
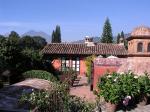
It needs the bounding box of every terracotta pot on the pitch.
[105,102,117,112]
[137,95,147,107]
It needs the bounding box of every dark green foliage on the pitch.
[19,36,35,49]
[23,70,57,82]
[32,36,47,49]
[20,49,43,72]
[97,72,141,104]
[51,25,61,43]
[116,30,128,49]
[0,31,49,84]
[9,31,20,39]
[19,35,47,50]
[4,34,22,70]
[101,18,113,43]
[117,33,121,44]
[0,37,7,70]
[137,74,150,95]
[51,30,55,43]
[121,31,125,39]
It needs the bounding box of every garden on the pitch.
[0,32,96,112]
[19,69,95,112]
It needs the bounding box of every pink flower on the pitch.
[123,100,128,106]
[123,96,131,106]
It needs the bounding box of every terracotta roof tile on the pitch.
[41,43,127,56]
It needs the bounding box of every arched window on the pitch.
[137,42,143,52]
[147,43,150,52]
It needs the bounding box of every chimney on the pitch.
[118,37,124,45]
[85,36,95,46]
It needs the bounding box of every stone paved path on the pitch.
[70,75,96,103]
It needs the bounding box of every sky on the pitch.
[0,0,150,42]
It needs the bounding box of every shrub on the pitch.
[98,72,123,104]
[59,68,77,86]
[67,96,95,112]
[138,74,150,95]
[20,83,95,112]
[23,70,57,82]
[118,72,140,97]
[97,72,140,104]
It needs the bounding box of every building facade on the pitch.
[118,26,150,75]
[41,37,127,75]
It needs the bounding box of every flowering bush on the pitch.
[97,72,140,104]
[118,72,140,97]
[137,74,150,95]
[20,82,95,112]
[98,72,123,104]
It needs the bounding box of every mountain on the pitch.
[22,30,50,41]
[72,33,131,43]
[72,37,100,43]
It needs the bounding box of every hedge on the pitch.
[23,70,57,82]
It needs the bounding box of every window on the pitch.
[76,57,80,72]
[72,60,76,71]
[61,57,66,71]
[72,57,80,72]
[148,43,150,52]
[61,57,80,72]
[61,57,70,71]
[137,43,143,52]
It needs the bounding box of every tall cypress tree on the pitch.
[121,31,125,39]
[51,30,55,43]
[101,18,113,43]
[117,33,121,44]
[55,25,61,43]
[51,25,61,43]
[121,30,128,49]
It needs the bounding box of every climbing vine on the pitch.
[85,55,96,83]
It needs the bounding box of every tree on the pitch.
[51,30,55,43]
[0,36,7,71]
[101,18,113,43]
[51,25,61,43]
[9,31,20,40]
[121,31,125,39]
[0,31,51,84]
[117,33,121,44]
[120,31,128,49]
[33,36,47,49]
[19,36,35,49]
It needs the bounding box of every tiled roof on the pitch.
[41,43,127,56]
[131,26,150,37]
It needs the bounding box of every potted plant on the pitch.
[97,72,140,112]
[118,72,140,109]
[97,72,122,112]
[137,74,150,106]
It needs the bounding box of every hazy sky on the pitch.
[0,0,150,42]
